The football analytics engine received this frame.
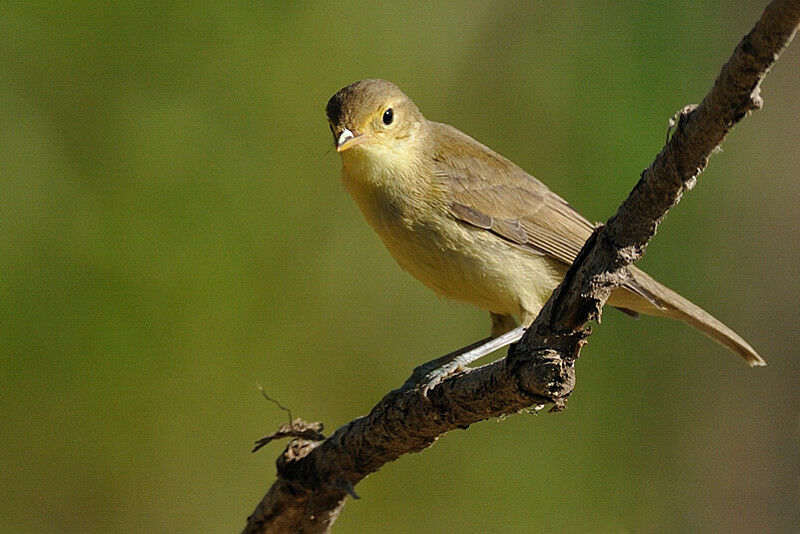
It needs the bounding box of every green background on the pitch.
[2,1,798,532]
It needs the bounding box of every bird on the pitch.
[325,79,764,391]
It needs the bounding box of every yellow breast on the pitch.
[340,149,562,322]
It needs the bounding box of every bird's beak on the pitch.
[336,128,369,152]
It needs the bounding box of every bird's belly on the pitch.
[342,166,564,321]
[374,211,564,320]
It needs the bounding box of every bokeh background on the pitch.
[2,1,798,532]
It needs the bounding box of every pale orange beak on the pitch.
[336,128,370,152]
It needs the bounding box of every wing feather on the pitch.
[431,121,663,310]
[432,121,594,265]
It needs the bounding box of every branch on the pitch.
[243,2,800,532]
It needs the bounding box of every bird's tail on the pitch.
[617,267,765,366]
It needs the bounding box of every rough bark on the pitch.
[243,2,800,532]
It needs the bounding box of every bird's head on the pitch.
[326,79,425,160]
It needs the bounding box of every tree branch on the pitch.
[243,2,800,532]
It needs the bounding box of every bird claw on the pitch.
[396,361,466,397]
[389,327,528,398]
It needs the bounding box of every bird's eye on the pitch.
[382,108,393,125]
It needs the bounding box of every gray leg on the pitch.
[399,325,527,396]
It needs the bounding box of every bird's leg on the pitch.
[398,325,527,396]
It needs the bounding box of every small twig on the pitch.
[251,419,325,453]
[256,383,293,425]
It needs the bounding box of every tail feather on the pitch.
[620,267,766,367]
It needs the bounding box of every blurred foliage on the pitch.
[1,1,798,532]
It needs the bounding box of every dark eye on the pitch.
[382,108,393,125]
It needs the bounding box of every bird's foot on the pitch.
[391,326,528,398]
[399,358,469,397]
